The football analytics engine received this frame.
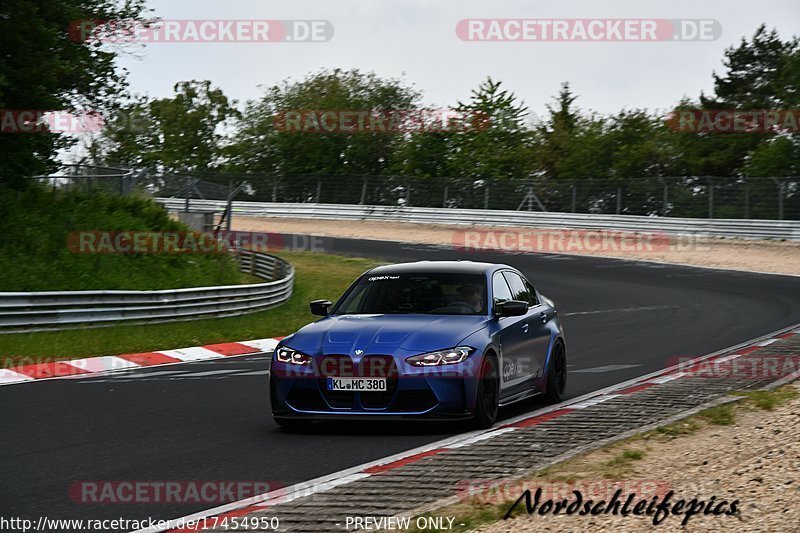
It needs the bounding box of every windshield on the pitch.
[334,273,487,316]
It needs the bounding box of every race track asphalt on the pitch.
[3,236,800,529]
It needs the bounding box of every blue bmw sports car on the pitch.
[270,260,566,429]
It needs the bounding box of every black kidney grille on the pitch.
[360,355,398,408]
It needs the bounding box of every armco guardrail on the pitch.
[158,199,800,241]
[0,250,293,332]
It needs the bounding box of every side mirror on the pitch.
[309,299,332,316]
[495,300,528,318]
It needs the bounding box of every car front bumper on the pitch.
[270,352,484,419]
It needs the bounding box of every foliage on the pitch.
[95,80,240,173]
[227,69,421,177]
[0,186,243,291]
[0,0,151,188]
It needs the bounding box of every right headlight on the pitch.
[406,347,474,367]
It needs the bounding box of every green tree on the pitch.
[0,0,151,188]
[228,69,420,176]
[705,25,798,109]
[448,77,534,208]
[683,26,800,178]
[96,80,239,174]
[535,83,586,183]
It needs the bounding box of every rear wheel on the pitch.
[543,341,567,404]
[273,417,313,430]
[470,356,499,429]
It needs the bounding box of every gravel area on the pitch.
[232,217,800,276]
[473,384,800,532]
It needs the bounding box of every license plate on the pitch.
[326,377,387,391]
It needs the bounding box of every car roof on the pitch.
[367,260,506,276]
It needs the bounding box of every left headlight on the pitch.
[406,347,474,367]
[275,346,312,366]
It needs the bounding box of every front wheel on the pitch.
[470,356,500,429]
[543,341,567,404]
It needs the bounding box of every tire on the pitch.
[543,341,567,404]
[470,355,500,429]
[273,417,313,430]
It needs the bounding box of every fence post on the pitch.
[774,178,785,220]
[360,176,367,205]
[406,181,411,206]
[571,182,576,213]
[707,177,714,218]
[484,182,490,209]
[744,179,750,219]
[661,179,669,216]
[271,181,277,202]
[316,178,322,203]
[615,187,622,215]
[442,180,448,208]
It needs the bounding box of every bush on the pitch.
[0,186,243,291]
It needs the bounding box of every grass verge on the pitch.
[0,187,246,291]
[0,251,379,365]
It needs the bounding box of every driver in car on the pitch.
[382,284,410,313]
[456,283,484,313]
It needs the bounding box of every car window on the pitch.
[502,271,534,306]
[523,278,540,305]
[492,272,513,306]
[334,273,487,315]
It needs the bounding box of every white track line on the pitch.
[0,369,33,384]
[65,356,140,373]
[239,338,281,351]
[158,347,223,362]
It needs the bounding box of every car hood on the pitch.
[283,314,489,355]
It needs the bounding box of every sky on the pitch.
[114,0,800,119]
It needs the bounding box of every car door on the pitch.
[503,270,549,389]
[491,271,533,395]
